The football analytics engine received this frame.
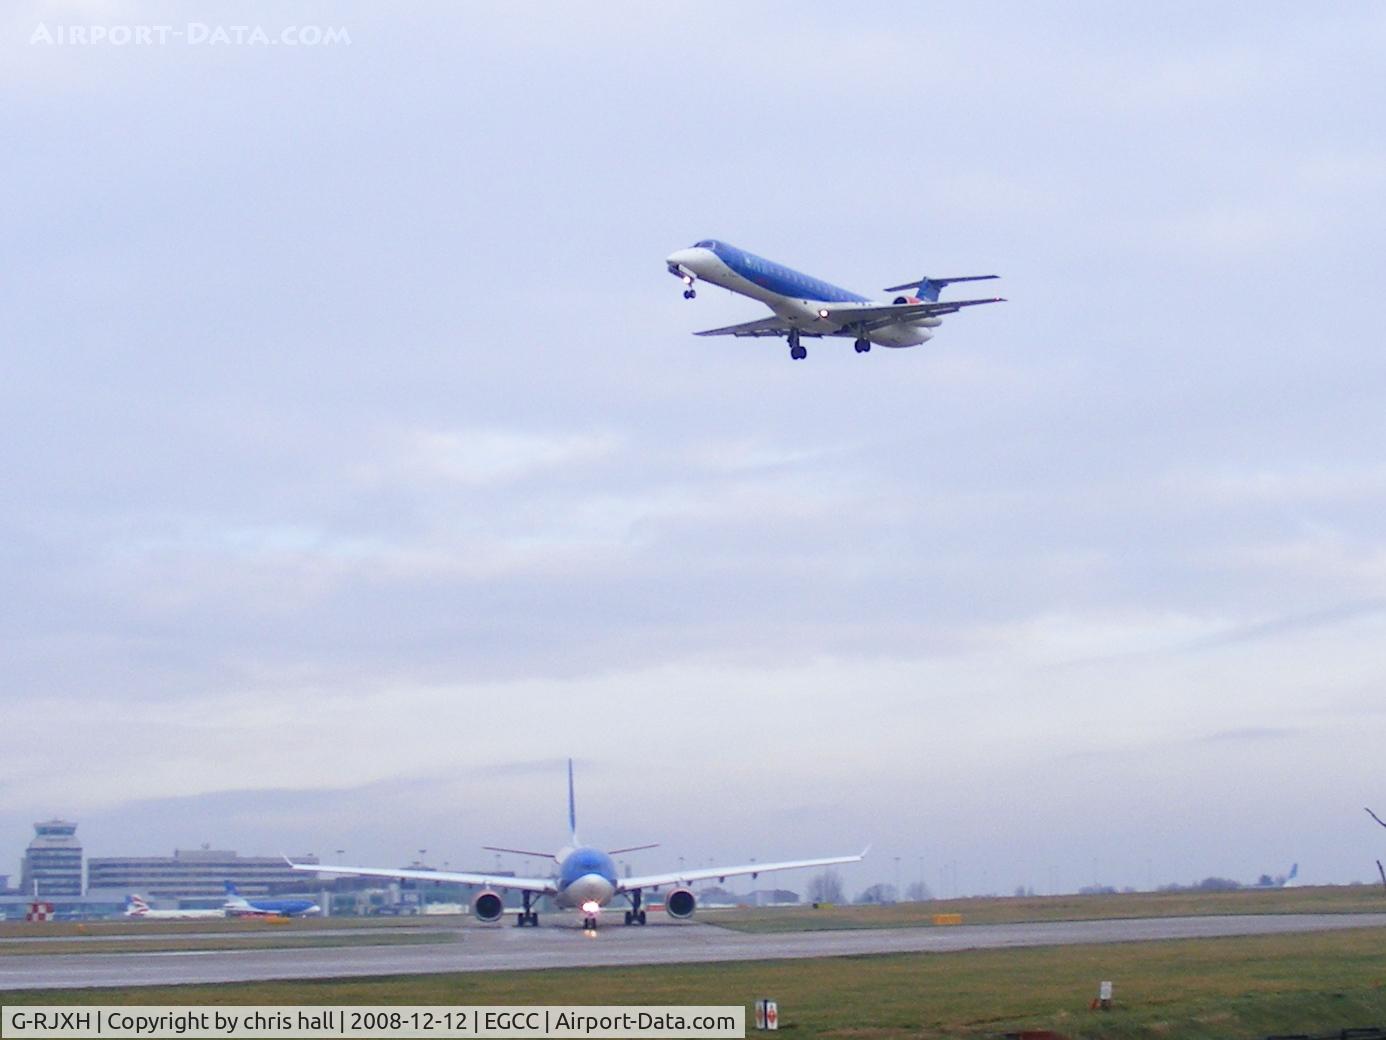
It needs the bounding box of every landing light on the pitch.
[817,308,829,319]
[682,275,694,285]
[582,901,601,914]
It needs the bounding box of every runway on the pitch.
[4,913,1386,991]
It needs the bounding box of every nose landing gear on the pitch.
[683,288,697,299]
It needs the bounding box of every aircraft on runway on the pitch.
[665,239,1004,360]
[222,882,321,918]
[289,760,866,929]
[124,894,226,920]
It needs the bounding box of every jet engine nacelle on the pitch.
[665,887,696,920]
[472,891,504,923]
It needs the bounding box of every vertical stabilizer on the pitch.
[568,758,578,843]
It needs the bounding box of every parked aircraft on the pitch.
[289,760,865,929]
[222,882,320,918]
[124,894,226,920]
[665,239,1003,359]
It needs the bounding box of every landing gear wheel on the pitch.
[624,910,633,925]
[854,337,870,353]
[683,288,696,299]
[517,893,538,927]
[638,910,647,925]
[583,915,597,930]
[791,344,807,360]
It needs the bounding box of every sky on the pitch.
[2,2,1385,899]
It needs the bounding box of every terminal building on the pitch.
[19,820,83,897]
[87,848,319,901]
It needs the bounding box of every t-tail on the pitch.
[883,274,999,302]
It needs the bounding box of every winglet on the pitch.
[860,844,872,860]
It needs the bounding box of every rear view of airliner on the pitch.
[290,760,865,929]
[665,239,1004,359]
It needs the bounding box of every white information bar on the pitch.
[2,1006,745,1039]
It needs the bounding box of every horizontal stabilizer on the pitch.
[883,274,999,292]
[483,845,555,859]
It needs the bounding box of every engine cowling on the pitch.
[472,891,504,923]
[665,887,696,920]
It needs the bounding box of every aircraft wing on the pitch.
[694,316,819,338]
[821,296,1005,331]
[617,848,868,893]
[287,858,555,894]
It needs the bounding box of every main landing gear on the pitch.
[514,891,539,927]
[789,330,807,361]
[854,337,871,353]
[623,890,648,926]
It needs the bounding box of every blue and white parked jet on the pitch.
[290,761,866,929]
[665,239,1004,360]
[223,882,321,918]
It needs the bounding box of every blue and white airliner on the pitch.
[223,882,321,918]
[665,240,1004,360]
[290,761,865,929]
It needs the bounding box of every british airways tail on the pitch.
[883,274,999,302]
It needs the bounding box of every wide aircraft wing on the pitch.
[617,847,868,894]
[694,316,821,338]
[286,858,555,894]
[820,296,1005,332]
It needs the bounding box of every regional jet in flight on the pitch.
[289,761,865,929]
[665,239,1004,360]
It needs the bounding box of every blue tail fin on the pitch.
[567,758,578,842]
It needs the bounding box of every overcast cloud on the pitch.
[2,2,1385,897]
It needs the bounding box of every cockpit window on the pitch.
[694,239,717,249]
